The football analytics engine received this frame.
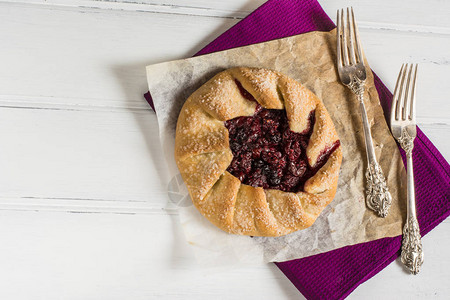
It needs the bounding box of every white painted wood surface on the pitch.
[0,0,449,299]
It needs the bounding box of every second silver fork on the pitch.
[337,8,392,217]
[390,64,424,274]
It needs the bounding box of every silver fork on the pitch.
[390,64,424,274]
[337,8,392,217]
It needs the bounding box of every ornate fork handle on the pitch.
[399,129,424,274]
[349,77,392,217]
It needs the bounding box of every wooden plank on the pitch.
[0,209,448,299]
[0,0,266,19]
[5,0,450,32]
[0,107,170,204]
[0,210,302,299]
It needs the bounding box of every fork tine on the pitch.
[409,64,418,121]
[341,9,350,66]
[350,7,364,63]
[404,64,414,120]
[396,63,409,121]
[402,64,413,120]
[391,64,405,123]
[336,10,342,68]
[347,8,357,65]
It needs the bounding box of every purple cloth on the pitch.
[145,0,450,298]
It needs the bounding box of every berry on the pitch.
[223,92,333,193]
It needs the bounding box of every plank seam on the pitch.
[2,0,450,35]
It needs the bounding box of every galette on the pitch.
[175,67,342,237]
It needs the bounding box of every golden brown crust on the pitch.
[175,67,342,237]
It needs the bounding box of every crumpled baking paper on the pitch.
[146,29,407,264]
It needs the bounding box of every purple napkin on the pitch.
[145,0,450,298]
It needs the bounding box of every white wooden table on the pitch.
[1,1,449,299]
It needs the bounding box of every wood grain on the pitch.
[0,0,449,299]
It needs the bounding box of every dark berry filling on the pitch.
[224,81,340,193]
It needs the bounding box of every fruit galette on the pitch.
[175,67,342,237]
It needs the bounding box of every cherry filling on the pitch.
[224,81,340,193]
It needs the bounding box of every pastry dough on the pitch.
[175,67,342,237]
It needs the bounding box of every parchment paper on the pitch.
[146,29,407,264]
